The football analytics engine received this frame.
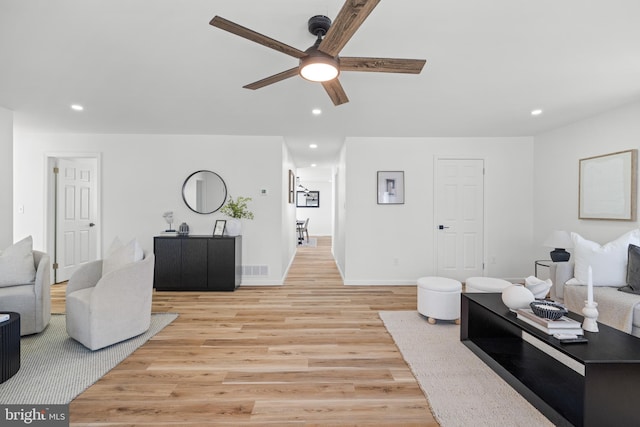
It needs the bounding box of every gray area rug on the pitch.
[299,237,317,247]
[0,313,178,404]
[379,311,553,427]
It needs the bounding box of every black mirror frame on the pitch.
[182,170,228,214]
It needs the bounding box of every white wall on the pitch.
[343,136,535,284]
[281,145,299,278]
[334,145,347,278]
[534,101,640,256]
[0,106,12,249]
[295,167,334,236]
[13,132,290,285]
[295,180,332,236]
[14,102,638,287]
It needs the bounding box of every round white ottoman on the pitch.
[465,277,512,293]
[417,277,462,324]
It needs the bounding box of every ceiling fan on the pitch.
[209,0,426,106]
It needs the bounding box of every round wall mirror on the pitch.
[182,170,227,214]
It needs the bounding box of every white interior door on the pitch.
[435,158,484,281]
[55,158,98,282]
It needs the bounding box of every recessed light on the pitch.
[531,109,543,116]
[312,108,322,115]
[311,163,317,167]
[71,104,84,111]
[309,143,318,149]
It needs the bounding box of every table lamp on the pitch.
[543,230,573,262]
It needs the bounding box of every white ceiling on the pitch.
[1,0,639,168]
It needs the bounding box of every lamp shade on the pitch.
[543,230,573,249]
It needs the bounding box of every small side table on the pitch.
[534,259,552,277]
[0,312,20,383]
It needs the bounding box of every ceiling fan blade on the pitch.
[321,79,349,106]
[243,67,300,90]
[210,16,307,59]
[340,57,426,74]
[318,0,381,57]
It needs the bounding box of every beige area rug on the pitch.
[0,313,178,404]
[380,311,553,427]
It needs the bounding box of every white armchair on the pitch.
[66,253,155,350]
[0,250,51,335]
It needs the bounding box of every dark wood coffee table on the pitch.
[0,312,20,383]
[461,293,640,427]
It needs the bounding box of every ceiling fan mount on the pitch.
[209,0,426,106]
[307,15,332,38]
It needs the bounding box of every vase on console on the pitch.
[225,218,242,237]
[501,284,535,312]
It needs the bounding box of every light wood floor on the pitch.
[51,237,438,426]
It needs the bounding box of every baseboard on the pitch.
[240,279,283,286]
[336,261,345,282]
[281,248,297,280]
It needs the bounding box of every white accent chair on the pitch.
[66,254,155,350]
[0,250,51,336]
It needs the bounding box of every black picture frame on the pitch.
[213,220,226,237]
[296,191,320,208]
[377,171,405,204]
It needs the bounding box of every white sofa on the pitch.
[66,253,155,350]
[0,250,51,335]
[550,262,640,337]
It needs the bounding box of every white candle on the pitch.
[587,265,594,305]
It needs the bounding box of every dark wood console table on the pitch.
[153,235,241,291]
[1,312,20,383]
[461,293,640,427]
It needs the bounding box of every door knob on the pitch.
[89,223,95,227]
[438,225,450,230]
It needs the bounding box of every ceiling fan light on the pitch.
[299,54,339,82]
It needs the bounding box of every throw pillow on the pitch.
[0,235,37,287]
[568,229,640,287]
[620,244,640,295]
[102,238,143,277]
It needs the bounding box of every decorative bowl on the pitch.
[529,301,568,320]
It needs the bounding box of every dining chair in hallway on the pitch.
[297,218,310,244]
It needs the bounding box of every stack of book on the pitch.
[516,308,583,335]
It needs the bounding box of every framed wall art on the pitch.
[213,220,226,236]
[579,149,637,220]
[296,191,319,207]
[377,171,404,204]
[288,170,295,204]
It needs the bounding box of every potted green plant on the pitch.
[220,196,253,236]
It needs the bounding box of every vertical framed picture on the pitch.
[213,220,226,237]
[579,149,637,220]
[288,170,295,204]
[377,171,404,204]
